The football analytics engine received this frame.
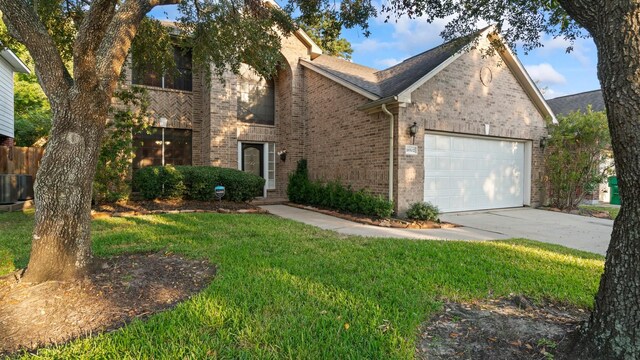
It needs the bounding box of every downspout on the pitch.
[381,104,394,203]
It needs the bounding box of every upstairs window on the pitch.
[237,68,275,125]
[132,46,192,91]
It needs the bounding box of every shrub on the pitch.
[93,87,151,204]
[287,159,394,218]
[175,166,265,202]
[133,165,265,202]
[406,201,440,221]
[544,107,613,209]
[133,165,185,200]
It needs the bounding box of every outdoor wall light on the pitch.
[277,149,287,162]
[409,122,418,144]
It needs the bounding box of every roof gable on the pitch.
[301,27,556,122]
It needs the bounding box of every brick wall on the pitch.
[303,70,391,196]
[192,32,310,198]
[396,43,549,213]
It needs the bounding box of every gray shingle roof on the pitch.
[546,90,605,116]
[306,29,485,98]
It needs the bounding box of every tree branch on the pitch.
[0,0,72,105]
[556,0,601,32]
[74,0,118,83]
[96,0,180,94]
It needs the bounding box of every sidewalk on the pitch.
[260,205,509,241]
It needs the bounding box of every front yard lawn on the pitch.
[0,210,603,359]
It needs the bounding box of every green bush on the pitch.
[406,201,440,221]
[544,107,613,209]
[175,166,265,202]
[133,165,186,200]
[133,165,265,202]
[287,159,394,218]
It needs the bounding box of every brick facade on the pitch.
[303,70,390,196]
[126,30,549,213]
[396,47,548,213]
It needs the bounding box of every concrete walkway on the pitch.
[261,205,613,255]
[262,205,512,241]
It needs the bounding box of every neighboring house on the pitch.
[0,48,30,147]
[546,89,605,116]
[547,90,612,204]
[127,26,554,214]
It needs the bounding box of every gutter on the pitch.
[357,95,398,111]
[381,104,394,203]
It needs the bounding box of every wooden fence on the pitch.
[0,146,44,179]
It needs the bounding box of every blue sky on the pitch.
[149,5,600,99]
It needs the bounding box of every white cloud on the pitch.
[352,38,394,53]
[376,58,401,67]
[525,63,567,85]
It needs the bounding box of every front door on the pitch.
[241,143,264,196]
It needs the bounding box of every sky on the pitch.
[148,5,601,100]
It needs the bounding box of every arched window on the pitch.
[237,67,275,125]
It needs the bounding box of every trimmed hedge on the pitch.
[133,165,265,202]
[287,159,394,218]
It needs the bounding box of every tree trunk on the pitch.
[574,2,640,358]
[22,90,109,283]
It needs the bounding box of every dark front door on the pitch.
[242,143,264,178]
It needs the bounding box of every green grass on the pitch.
[579,205,620,219]
[0,210,604,359]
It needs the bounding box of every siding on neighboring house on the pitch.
[0,56,14,139]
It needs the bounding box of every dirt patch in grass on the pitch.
[286,203,459,229]
[417,296,588,360]
[0,252,216,355]
[92,199,264,218]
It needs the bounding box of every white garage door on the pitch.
[424,133,526,212]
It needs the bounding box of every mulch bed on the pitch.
[91,199,266,218]
[417,296,588,360]
[543,206,612,219]
[0,252,216,355]
[286,203,459,229]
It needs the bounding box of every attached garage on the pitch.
[424,133,531,213]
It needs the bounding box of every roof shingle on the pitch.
[546,90,605,116]
[305,28,486,99]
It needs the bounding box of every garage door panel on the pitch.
[425,134,525,212]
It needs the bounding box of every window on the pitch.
[267,143,276,190]
[237,69,275,125]
[132,46,192,91]
[133,128,192,169]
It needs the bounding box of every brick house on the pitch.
[130,26,554,214]
[0,48,30,147]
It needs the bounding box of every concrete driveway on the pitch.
[262,205,612,255]
[440,208,613,255]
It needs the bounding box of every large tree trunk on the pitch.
[574,2,640,358]
[22,90,110,283]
